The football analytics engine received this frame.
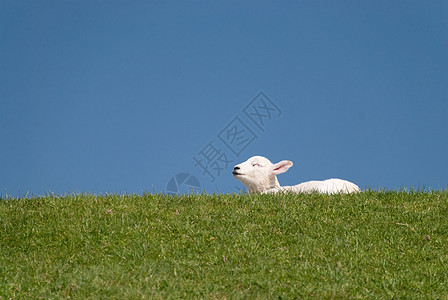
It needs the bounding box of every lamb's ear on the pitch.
[271,160,293,175]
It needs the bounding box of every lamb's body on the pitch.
[264,179,360,194]
[233,156,360,194]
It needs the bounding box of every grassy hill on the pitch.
[1,191,447,298]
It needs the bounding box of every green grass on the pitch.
[1,191,447,299]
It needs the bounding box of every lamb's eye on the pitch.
[253,163,262,167]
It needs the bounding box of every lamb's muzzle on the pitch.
[233,155,360,194]
[232,166,243,176]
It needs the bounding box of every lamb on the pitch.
[232,156,360,194]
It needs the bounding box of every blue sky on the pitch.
[1,1,447,197]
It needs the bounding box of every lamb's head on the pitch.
[232,156,293,193]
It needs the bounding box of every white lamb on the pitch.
[233,156,360,194]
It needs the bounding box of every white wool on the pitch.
[233,156,360,194]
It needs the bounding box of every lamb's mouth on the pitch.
[232,171,244,176]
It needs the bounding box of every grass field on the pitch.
[1,191,447,299]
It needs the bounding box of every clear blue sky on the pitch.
[1,1,447,197]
